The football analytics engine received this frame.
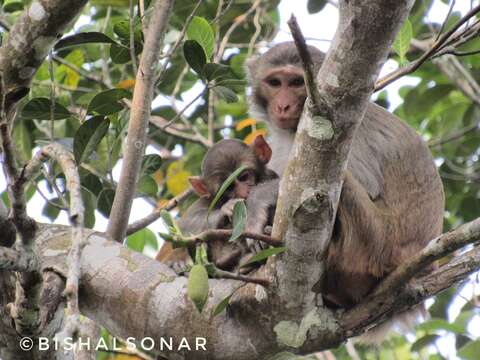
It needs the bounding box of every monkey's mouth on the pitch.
[276,116,299,128]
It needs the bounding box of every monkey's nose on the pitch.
[277,103,291,114]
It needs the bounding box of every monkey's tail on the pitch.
[354,304,427,345]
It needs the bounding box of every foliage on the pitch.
[1,0,479,358]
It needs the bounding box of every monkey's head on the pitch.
[247,42,325,131]
[189,136,272,201]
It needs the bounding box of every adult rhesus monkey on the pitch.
[246,42,445,312]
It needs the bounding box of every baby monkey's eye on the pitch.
[238,170,256,183]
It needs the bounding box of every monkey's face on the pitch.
[260,66,306,130]
[232,169,256,199]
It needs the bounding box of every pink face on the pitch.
[261,66,307,130]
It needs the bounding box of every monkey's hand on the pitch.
[220,198,244,220]
[245,178,279,253]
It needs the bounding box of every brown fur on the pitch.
[247,42,445,311]
[156,139,278,271]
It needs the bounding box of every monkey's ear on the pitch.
[252,135,272,164]
[189,176,210,197]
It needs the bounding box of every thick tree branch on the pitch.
[340,217,480,335]
[272,0,415,313]
[107,0,174,243]
[341,245,480,336]
[27,215,480,359]
[20,143,85,339]
[0,0,89,115]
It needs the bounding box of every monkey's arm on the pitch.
[245,178,279,237]
[156,198,231,271]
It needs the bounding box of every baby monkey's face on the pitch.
[224,168,257,200]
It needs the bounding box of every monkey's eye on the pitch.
[290,77,304,87]
[238,170,256,183]
[265,78,281,87]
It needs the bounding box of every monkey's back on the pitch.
[324,102,444,307]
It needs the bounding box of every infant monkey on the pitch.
[156,135,279,272]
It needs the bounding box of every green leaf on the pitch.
[393,18,412,66]
[307,0,327,14]
[211,293,233,317]
[73,116,110,164]
[417,318,465,334]
[195,243,209,266]
[137,175,158,197]
[204,63,232,82]
[126,229,149,252]
[160,210,182,235]
[87,89,130,115]
[188,264,209,313]
[109,43,130,64]
[183,40,207,76]
[241,247,287,267]
[186,16,215,60]
[143,228,159,251]
[113,20,141,43]
[229,200,246,242]
[207,165,247,216]
[80,172,103,196]
[160,209,175,229]
[81,189,96,229]
[42,198,63,222]
[55,32,117,50]
[13,122,32,162]
[141,154,162,175]
[212,85,238,103]
[21,98,71,120]
[410,334,440,352]
[458,340,480,360]
[97,189,115,218]
[3,1,23,12]
[158,231,175,243]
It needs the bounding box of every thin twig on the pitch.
[126,189,193,236]
[287,15,322,111]
[213,268,270,287]
[435,0,456,41]
[129,0,138,75]
[162,88,207,129]
[375,4,480,91]
[429,122,479,148]
[155,0,203,86]
[176,228,283,248]
[215,0,262,63]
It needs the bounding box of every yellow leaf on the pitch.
[166,161,191,196]
[117,79,136,89]
[64,50,83,89]
[235,118,257,131]
[153,169,164,184]
[244,129,267,145]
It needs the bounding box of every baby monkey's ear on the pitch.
[251,135,272,164]
[188,176,210,197]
